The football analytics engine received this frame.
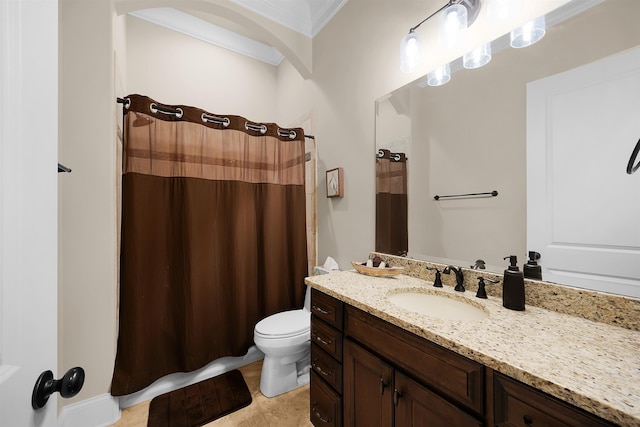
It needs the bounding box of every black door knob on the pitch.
[32,367,85,409]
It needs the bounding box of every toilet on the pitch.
[253,285,312,397]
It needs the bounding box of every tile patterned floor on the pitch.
[110,360,313,427]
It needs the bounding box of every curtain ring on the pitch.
[277,128,297,139]
[201,113,230,127]
[245,122,267,134]
[377,149,385,158]
[124,97,131,109]
[150,103,183,119]
[392,153,401,162]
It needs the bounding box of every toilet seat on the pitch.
[254,309,310,339]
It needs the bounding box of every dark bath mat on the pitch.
[147,369,252,427]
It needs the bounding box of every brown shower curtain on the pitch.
[376,149,408,256]
[110,94,308,396]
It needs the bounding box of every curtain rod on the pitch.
[116,97,315,140]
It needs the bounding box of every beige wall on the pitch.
[58,0,118,406]
[58,0,580,410]
[126,16,279,119]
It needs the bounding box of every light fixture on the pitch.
[400,30,422,73]
[427,63,451,86]
[399,0,481,73]
[510,15,546,48]
[439,3,468,51]
[463,42,491,69]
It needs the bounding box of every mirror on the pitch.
[375,0,640,288]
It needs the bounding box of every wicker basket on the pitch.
[351,261,404,277]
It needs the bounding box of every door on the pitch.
[394,371,482,427]
[0,0,59,426]
[527,46,640,297]
[343,339,393,427]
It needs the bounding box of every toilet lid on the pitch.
[255,310,310,338]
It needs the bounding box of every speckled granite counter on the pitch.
[305,270,640,426]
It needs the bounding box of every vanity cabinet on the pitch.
[344,305,483,426]
[344,339,482,427]
[310,289,344,427]
[309,289,619,427]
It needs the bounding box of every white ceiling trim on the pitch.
[230,0,347,37]
[129,8,285,66]
[309,0,348,37]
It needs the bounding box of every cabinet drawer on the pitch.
[494,373,616,427]
[311,289,344,329]
[311,370,342,427]
[311,317,343,361]
[345,305,484,414]
[311,343,343,394]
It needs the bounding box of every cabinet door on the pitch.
[395,371,482,427]
[343,339,393,427]
[494,373,616,427]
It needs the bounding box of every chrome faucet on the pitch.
[443,265,465,292]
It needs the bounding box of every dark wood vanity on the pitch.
[309,288,617,427]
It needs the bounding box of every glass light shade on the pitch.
[487,0,523,23]
[510,15,546,48]
[400,31,422,73]
[463,42,492,69]
[427,63,451,86]
[438,3,467,51]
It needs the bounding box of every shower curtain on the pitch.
[111,94,308,396]
[376,149,408,256]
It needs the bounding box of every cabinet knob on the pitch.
[379,377,388,396]
[311,402,331,424]
[523,415,534,426]
[393,389,403,406]
[313,334,332,346]
[312,359,333,377]
[312,304,332,315]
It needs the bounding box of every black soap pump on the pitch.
[502,255,525,311]
[524,251,542,280]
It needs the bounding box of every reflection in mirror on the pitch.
[375,0,640,296]
[375,149,408,256]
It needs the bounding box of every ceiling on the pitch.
[129,0,348,66]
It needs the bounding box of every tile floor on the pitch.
[110,360,313,427]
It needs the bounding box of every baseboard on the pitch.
[58,393,121,427]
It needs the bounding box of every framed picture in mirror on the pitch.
[326,167,344,198]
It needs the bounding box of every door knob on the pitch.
[31,367,85,409]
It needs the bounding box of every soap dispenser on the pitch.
[524,251,542,280]
[502,255,525,311]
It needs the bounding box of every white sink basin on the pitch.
[387,291,489,321]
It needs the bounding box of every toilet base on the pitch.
[259,350,310,398]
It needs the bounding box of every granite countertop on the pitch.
[305,270,640,426]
